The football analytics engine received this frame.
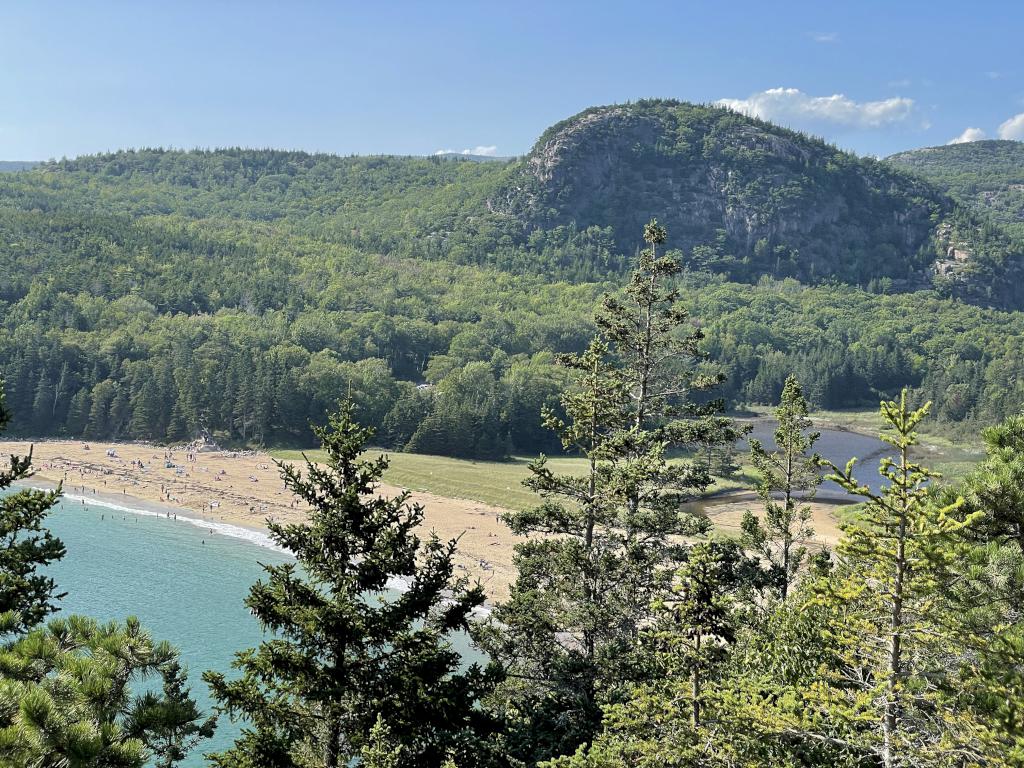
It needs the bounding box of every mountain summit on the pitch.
[490,100,1023,305]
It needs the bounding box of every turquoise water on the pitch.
[42,494,292,764]
[35,492,485,765]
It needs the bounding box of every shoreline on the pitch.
[5,439,852,604]
[22,481,470,608]
[21,477,288,553]
[1,439,522,603]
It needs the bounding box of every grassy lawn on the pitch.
[270,447,759,511]
[272,404,986,511]
[270,449,589,510]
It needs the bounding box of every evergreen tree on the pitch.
[741,374,821,600]
[0,386,66,635]
[0,615,212,767]
[595,219,742,634]
[478,340,632,761]
[648,541,753,730]
[30,371,53,434]
[814,392,983,767]
[543,541,765,768]
[204,404,498,768]
[482,222,741,764]
[130,377,163,439]
[959,412,1024,550]
[65,387,92,436]
[127,660,218,768]
[360,715,403,768]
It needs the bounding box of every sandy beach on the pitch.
[2,440,523,602]
[2,440,849,603]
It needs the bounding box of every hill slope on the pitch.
[6,104,1024,305]
[3,102,1024,452]
[886,139,1024,238]
[490,100,1024,304]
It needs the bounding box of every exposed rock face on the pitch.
[491,100,950,287]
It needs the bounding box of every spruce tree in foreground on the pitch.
[0,386,66,635]
[480,222,742,764]
[595,219,743,630]
[815,392,982,767]
[204,404,497,768]
[741,374,821,600]
[478,340,632,761]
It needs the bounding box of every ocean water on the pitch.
[39,494,292,764]
[20,492,480,766]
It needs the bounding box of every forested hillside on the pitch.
[0,161,39,172]
[888,139,1024,238]
[3,102,1024,453]
[494,100,1024,304]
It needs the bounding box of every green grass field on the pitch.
[269,448,758,511]
[271,405,988,512]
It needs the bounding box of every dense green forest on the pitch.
[1,233,1021,766]
[2,102,1024,455]
[887,139,1024,239]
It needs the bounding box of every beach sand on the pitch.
[1,440,521,602]
[2,440,850,603]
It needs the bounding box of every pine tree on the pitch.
[817,391,982,767]
[359,715,403,768]
[130,377,163,440]
[741,374,821,600]
[650,541,752,729]
[482,222,741,763]
[127,659,218,768]
[204,404,497,768]
[30,371,53,434]
[0,386,66,635]
[0,615,212,767]
[65,387,92,436]
[959,412,1024,550]
[478,340,632,761]
[595,219,742,633]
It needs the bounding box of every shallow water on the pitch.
[742,423,892,497]
[16,493,480,765]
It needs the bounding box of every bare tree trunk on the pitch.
[324,715,341,768]
[692,630,702,729]
[882,447,910,768]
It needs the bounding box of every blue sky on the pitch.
[2,0,1022,160]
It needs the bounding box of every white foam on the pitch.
[40,488,490,615]
[57,491,293,556]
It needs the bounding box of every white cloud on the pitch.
[887,78,912,88]
[998,113,1024,140]
[433,145,498,156]
[716,87,916,129]
[811,31,838,43]
[948,127,986,144]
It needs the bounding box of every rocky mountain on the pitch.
[3,102,1024,307]
[489,100,1024,306]
[886,139,1024,239]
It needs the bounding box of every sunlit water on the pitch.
[10,425,888,764]
[13,492,480,766]
[743,424,891,497]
